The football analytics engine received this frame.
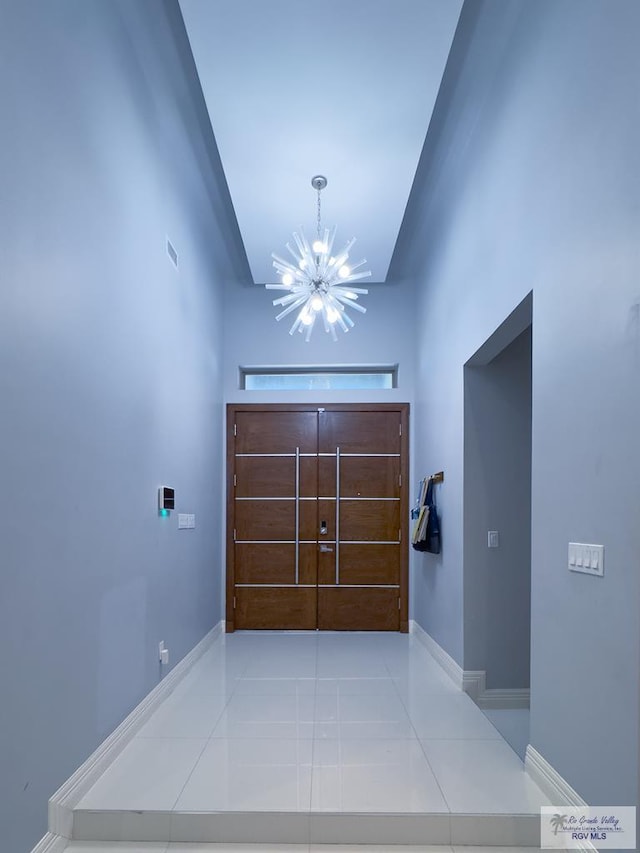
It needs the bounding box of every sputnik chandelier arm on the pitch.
[266,175,371,341]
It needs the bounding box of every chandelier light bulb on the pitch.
[266,175,371,341]
[326,306,339,323]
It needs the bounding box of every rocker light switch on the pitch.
[569,543,604,577]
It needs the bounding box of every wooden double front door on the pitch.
[226,404,409,632]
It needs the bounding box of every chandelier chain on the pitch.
[316,186,322,242]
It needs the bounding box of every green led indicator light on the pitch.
[160,509,169,518]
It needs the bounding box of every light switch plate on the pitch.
[488,530,499,548]
[569,542,604,577]
[178,513,189,529]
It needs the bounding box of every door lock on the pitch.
[320,520,328,535]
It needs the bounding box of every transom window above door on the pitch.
[239,364,398,391]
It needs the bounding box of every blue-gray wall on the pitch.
[223,277,416,407]
[398,0,640,807]
[0,2,247,849]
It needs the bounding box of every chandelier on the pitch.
[266,175,371,341]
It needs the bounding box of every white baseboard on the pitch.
[43,621,223,843]
[525,744,587,807]
[476,687,530,709]
[462,669,487,701]
[409,620,483,699]
[410,619,463,689]
[525,746,596,853]
[30,833,67,853]
[409,622,530,709]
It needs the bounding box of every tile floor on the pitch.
[72,631,549,846]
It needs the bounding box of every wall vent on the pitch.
[166,237,178,268]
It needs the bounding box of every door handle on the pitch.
[319,544,334,553]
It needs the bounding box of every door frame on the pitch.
[226,402,410,632]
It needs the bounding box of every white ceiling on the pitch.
[179,0,463,284]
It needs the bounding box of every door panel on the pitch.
[318,455,337,497]
[299,500,319,542]
[317,546,338,586]
[317,408,403,631]
[298,543,319,585]
[236,587,317,630]
[235,543,296,584]
[339,456,400,498]
[338,543,400,585]
[235,456,295,497]
[235,411,317,453]
[235,542,319,586]
[319,456,400,498]
[339,500,400,542]
[318,411,401,454]
[317,587,400,631]
[235,499,295,541]
[299,456,318,497]
[228,405,408,632]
